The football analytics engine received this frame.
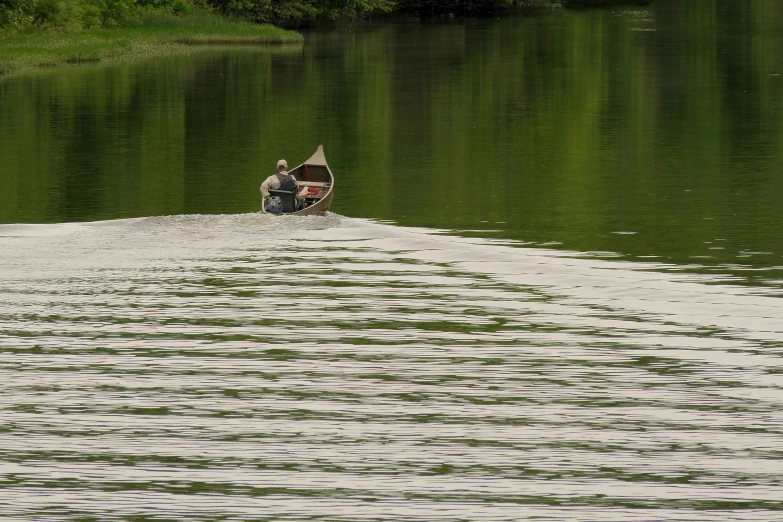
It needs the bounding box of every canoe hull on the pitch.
[287,145,334,217]
[293,187,333,216]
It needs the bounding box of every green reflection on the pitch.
[2,0,783,267]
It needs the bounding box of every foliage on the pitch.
[0,0,199,31]
[208,0,394,23]
[207,0,555,22]
[1,0,560,30]
[395,0,557,18]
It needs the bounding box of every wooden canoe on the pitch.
[287,145,335,216]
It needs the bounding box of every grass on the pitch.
[0,10,303,76]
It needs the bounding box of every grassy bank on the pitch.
[0,10,302,76]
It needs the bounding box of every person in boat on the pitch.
[261,159,307,213]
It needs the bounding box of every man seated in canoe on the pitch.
[261,159,308,213]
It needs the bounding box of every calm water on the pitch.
[1,0,783,520]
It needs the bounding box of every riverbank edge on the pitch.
[0,0,648,76]
[0,11,302,77]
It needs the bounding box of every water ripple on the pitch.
[0,215,781,520]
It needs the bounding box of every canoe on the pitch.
[286,145,335,216]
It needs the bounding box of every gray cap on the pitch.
[277,159,288,169]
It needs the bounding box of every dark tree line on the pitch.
[0,0,649,30]
[0,0,559,29]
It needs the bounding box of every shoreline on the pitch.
[0,11,302,76]
[0,0,649,76]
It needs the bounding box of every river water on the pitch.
[1,0,783,520]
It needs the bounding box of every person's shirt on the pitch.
[260,171,294,199]
[261,171,310,199]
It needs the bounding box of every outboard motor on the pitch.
[267,196,283,215]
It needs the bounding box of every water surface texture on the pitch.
[2,1,783,269]
[2,0,783,520]
[1,215,782,520]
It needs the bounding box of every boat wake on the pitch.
[0,214,781,521]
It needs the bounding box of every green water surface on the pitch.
[1,0,783,268]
